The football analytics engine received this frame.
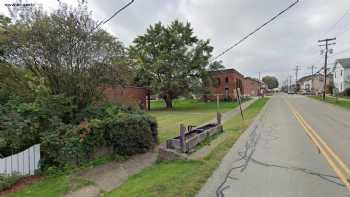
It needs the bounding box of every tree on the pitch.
[130,20,222,108]
[262,76,279,89]
[3,3,132,108]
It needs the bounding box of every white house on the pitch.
[333,58,350,92]
[297,73,332,94]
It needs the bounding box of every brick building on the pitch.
[243,77,261,97]
[207,68,245,101]
[103,86,148,109]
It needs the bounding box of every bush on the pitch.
[105,113,156,155]
[0,174,22,191]
[341,88,350,96]
[40,104,158,169]
[0,93,75,157]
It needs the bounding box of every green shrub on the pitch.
[0,94,75,157]
[0,174,22,191]
[341,88,350,96]
[40,105,158,169]
[1,88,158,169]
[105,113,156,155]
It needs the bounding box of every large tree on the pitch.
[130,20,222,108]
[262,76,279,89]
[2,3,132,108]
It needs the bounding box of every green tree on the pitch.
[262,76,279,89]
[3,3,132,109]
[0,15,12,63]
[130,20,222,108]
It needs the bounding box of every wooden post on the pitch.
[217,112,222,125]
[180,124,186,153]
[216,95,220,111]
[147,90,151,111]
[236,88,244,120]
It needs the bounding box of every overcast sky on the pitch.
[2,0,350,84]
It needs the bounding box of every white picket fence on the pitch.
[0,144,40,176]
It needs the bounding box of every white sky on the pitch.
[1,0,350,84]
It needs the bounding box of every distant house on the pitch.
[243,77,262,97]
[333,58,350,92]
[206,68,245,101]
[103,86,148,109]
[297,73,332,94]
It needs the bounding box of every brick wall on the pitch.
[103,86,147,109]
[207,69,245,101]
[243,77,260,97]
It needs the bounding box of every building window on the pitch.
[224,88,229,100]
[341,70,343,76]
[214,78,221,87]
[225,77,229,83]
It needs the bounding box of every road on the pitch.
[197,94,350,197]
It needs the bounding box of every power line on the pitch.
[101,0,135,25]
[324,7,350,36]
[318,37,336,100]
[334,47,350,55]
[211,0,299,61]
[66,0,135,53]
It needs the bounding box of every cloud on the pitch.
[1,0,350,82]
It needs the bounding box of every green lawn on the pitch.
[106,98,269,197]
[5,176,70,197]
[149,99,241,143]
[310,96,350,110]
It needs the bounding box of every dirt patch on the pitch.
[0,176,43,196]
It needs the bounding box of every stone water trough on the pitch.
[159,112,223,160]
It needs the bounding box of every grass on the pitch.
[6,175,70,197]
[105,98,269,197]
[4,155,115,197]
[310,96,350,110]
[149,99,243,143]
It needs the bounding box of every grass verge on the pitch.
[105,98,269,197]
[149,99,246,143]
[4,155,117,197]
[310,96,350,110]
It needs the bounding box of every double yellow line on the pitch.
[286,100,350,191]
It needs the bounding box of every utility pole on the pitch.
[258,72,261,98]
[318,38,336,100]
[293,65,300,88]
[289,75,292,92]
[308,65,316,93]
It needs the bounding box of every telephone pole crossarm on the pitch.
[318,37,336,100]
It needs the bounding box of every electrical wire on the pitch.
[211,0,299,62]
[67,0,135,52]
[324,7,350,36]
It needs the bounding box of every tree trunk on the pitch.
[164,96,173,109]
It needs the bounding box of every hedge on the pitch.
[1,93,158,170]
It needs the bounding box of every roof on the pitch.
[209,68,244,77]
[297,73,332,83]
[244,77,262,84]
[335,58,350,68]
[297,75,313,83]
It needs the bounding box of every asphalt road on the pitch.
[197,94,350,197]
